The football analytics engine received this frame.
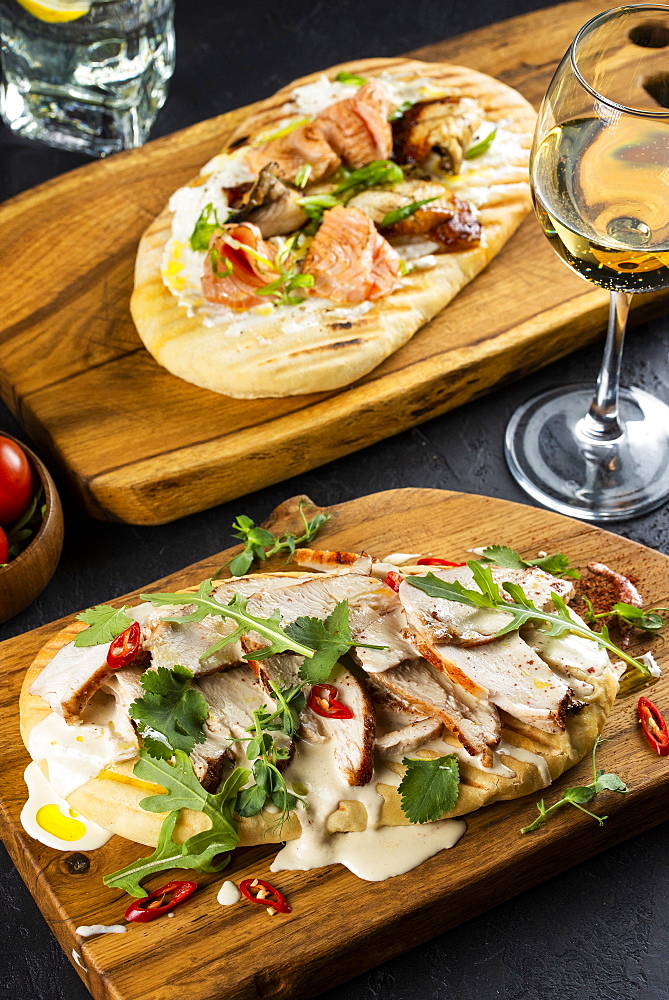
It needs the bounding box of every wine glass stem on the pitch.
[581,290,633,441]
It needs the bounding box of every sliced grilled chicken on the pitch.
[142,611,244,676]
[191,738,236,792]
[294,548,374,576]
[229,162,307,237]
[370,658,501,761]
[425,633,576,733]
[392,96,484,175]
[351,607,420,673]
[523,622,611,700]
[100,666,144,748]
[399,571,513,648]
[375,717,443,758]
[307,670,376,786]
[195,667,294,768]
[31,641,116,723]
[489,565,575,609]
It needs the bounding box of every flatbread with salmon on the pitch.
[20,553,620,861]
[132,58,536,399]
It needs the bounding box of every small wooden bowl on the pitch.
[0,434,64,624]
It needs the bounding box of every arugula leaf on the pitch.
[141,579,316,661]
[335,70,367,85]
[407,563,651,675]
[521,738,627,833]
[227,500,331,576]
[380,196,439,229]
[129,665,208,760]
[190,202,224,252]
[398,755,460,824]
[464,127,497,160]
[73,605,134,648]
[480,545,580,579]
[103,753,247,896]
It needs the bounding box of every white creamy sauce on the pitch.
[217,880,242,906]
[285,73,453,118]
[71,949,87,972]
[496,740,552,788]
[28,709,135,799]
[21,762,113,851]
[75,924,127,938]
[381,552,424,565]
[640,651,662,678]
[270,737,465,881]
[434,741,516,779]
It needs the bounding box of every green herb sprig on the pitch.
[104,752,246,896]
[520,738,627,833]
[73,605,134,648]
[190,202,225,252]
[335,70,367,85]
[479,544,580,579]
[388,99,415,121]
[379,196,439,229]
[581,597,669,636]
[398,754,460,823]
[465,127,497,160]
[129,665,208,760]
[407,562,652,675]
[227,500,330,577]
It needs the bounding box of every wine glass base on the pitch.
[505,383,669,521]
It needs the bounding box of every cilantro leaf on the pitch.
[103,753,247,896]
[73,605,134,648]
[287,600,355,684]
[398,755,460,824]
[129,665,208,760]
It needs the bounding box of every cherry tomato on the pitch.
[0,437,33,524]
[0,526,8,564]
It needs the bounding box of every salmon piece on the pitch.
[303,204,400,304]
[317,80,392,169]
[246,120,341,185]
[201,223,278,310]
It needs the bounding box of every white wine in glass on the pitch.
[505,5,669,520]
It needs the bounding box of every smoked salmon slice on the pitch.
[316,80,393,170]
[303,204,400,304]
[246,120,341,185]
[201,223,278,310]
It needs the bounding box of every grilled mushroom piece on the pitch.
[392,97,485,175]
[228,162,307,237]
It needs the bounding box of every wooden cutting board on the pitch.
[0,488,668,1000]
[2,0,667,525]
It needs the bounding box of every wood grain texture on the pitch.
[0,434,63,624]
[0,488,668,1000]
[0,1,666,526]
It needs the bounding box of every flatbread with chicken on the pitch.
[132,57,536,399]
[20,552,620,875]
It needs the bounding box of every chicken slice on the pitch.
[294,548,374,576]
[425,633,576,733]
[31,641,114,723]
[304,670,376,786]
[399,571,513,648]
[370,659,501,761]
[100,666,144,749]
[489,565,575,609]
[375,717,443,758]
[142,611,243,676]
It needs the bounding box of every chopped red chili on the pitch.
[638,696,669,757]
[308,683,354,720]
[416,558,466,567]
[239,878,292,914]
[384,570,403,592]
[125,880,197,923]
[107,621,141,670]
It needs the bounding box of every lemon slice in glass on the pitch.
[16,0,91,23]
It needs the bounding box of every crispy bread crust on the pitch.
[131,57,536,399]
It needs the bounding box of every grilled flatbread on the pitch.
[20,573,619,851]
[131,58,536,399]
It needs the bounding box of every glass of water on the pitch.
[0,0,175,156]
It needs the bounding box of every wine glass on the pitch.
[505,5,669,520]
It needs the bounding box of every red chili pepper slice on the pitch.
[125,880,197,923]
[638,696,669,757]
[384,570,403,592]
[416,558,466,567]
[239,878,292,914]
[107,621,141,670]
[308,683,354,720]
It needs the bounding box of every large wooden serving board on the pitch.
[0,488,668,1000]
[1,1,667,525]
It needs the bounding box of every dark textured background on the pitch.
[1,1,669,998]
